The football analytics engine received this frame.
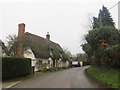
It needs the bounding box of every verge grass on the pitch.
[86,66,120,88]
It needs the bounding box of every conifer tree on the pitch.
[93,6,115,29]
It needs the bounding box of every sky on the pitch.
[0,0,119,55]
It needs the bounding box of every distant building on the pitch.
[10,23,69,71]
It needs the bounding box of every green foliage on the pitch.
[81,43,93,56]
[81,43,96,65]
[93,6,115,29]
[83,61,90,66]
[119,32,120,44]
[102,45,120,68]
[76,53,88,62]
[2,57,32,80]
[37,67,69,72]
[86,26,119,50]
[86,66,119,88]
[82,26,119,67]
[63,48,72,60]
[93,45,120,68]
[93,17,99,29]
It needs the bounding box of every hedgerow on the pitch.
[2,57,31,80]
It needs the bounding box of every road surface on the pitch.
[11,66,102,88]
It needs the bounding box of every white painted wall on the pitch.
[36,57,53,70]
[61,60,69,67]
[48,57,53,67]
[24,48,37,71]
[24,49,36,60]
[80,61,83,66]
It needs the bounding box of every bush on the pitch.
[2,57,32,80]
[83,61,90,66]
[103,45,120,68]
[96,44,120,68]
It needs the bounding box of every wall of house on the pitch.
[24,49,36,60]
[35,57,53,71]
[61,60,69,67]
[80,61,83,66]
[24,48,38,71]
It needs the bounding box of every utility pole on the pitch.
[118,1,120,32]
[100,10,102,27]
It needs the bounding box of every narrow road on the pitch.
[11,66,102,88]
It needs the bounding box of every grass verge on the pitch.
[85,66,120,88]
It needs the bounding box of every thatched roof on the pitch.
[21,32,68,60]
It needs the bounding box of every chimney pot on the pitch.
[46,32,50,40]
[18,23,25,37]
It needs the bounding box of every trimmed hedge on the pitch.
[2,57,32,80]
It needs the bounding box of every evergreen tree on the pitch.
[93,6,115,29]
[93,17,99,29]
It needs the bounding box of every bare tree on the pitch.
[63,48,72,59]
[5,34,18,56]
[76,53,88,62]
[6,34,17,50]
[6,34,32,56]
[81,13,94,31]
[87,13,94,30]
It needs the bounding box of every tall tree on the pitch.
[93,6,115,29]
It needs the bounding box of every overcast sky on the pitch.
[0,0,119,55]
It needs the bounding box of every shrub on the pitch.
[2,57,31,80]
[83,61,90,66]
[99,45,120,68]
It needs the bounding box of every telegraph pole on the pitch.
[100,10,102,27]
[118,1,120,31]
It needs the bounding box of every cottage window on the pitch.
[48,60,50,64]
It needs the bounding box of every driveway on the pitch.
[11,66,102,88]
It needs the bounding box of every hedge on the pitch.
[2,57,32,80]
[96,44,120,68]
[103,45,120,68]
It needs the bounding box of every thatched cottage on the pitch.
[10,23,69,71]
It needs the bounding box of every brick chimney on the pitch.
[17,23,25,57]
[46,32,50,40]
[18,23,25,37]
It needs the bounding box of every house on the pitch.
[10,23,69,71]
[0,40,8,57]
